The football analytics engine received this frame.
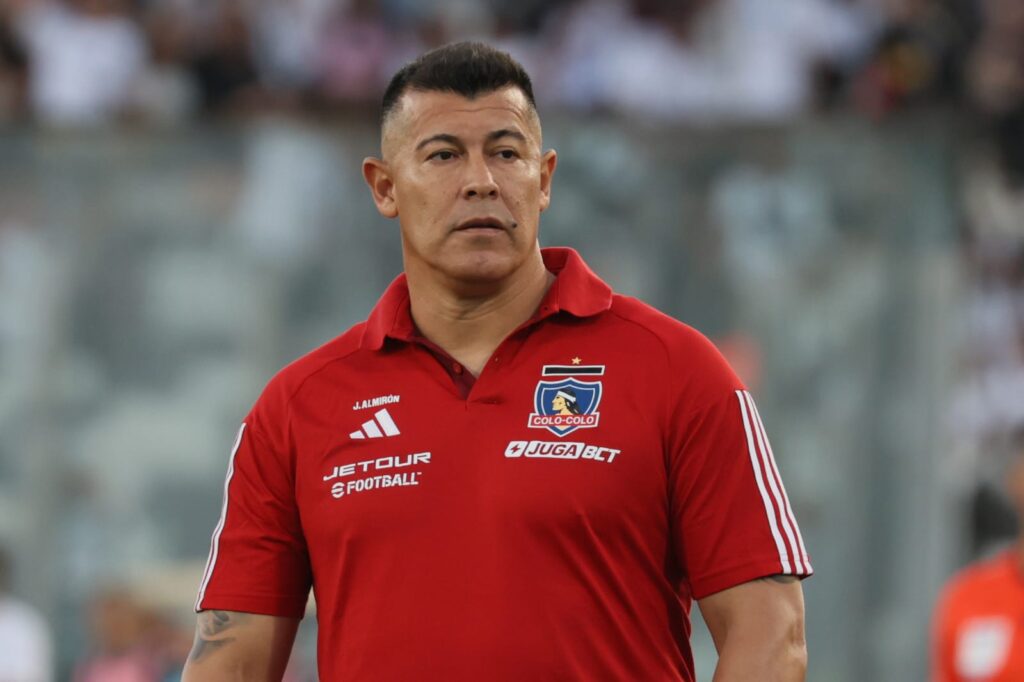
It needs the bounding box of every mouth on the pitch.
[454,217,512,232]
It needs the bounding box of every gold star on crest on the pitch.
[571,357,582,365]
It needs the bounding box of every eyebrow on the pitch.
[415,129,528,151]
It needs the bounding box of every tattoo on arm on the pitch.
[189,610,248,662]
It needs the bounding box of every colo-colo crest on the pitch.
[528,364,605,437]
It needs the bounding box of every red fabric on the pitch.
[398,334,477,399]
[933,551,1024,682]
[197,247,812,681]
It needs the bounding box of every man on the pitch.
[932,429,1024,682]
[183,41,811,681]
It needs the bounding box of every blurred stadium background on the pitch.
[0,0,1021,679]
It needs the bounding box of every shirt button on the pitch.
[452,362,463,375]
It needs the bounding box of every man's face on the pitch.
[364,86,556,284]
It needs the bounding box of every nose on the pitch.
[462,155,499,200]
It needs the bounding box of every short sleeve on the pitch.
[194,413,312,618]
[666,336,812,600]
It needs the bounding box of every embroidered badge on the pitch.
[528,364,605,437]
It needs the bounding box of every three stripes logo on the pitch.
[735,389,811,577]
[350,408,401,440]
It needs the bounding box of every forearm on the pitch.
[182,610,298,682]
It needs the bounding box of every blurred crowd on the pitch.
[947,0,1024,557]
[955,19,1024,557]
[0,0,1007,128]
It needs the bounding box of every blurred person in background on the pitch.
[128,4,198,126]
[144,613,192,682]
[73,587,160,682]
[2,0,146,127]
[933,428,1024,682]
[249,0,332,97]
[314,0,403,108]
[182,41,810,682]
[0,546,52,682]
[852,0,975,116]
[188,0,262,116]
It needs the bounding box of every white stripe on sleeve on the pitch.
[742,391,804,574]
[748,395,812,572]
[195,423,246,611]
[736,391,792,574]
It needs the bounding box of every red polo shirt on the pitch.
[195,247,812,681]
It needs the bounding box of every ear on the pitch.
[538,149,558,213]
[362,156,398,219]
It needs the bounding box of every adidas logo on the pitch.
[350,408,401,440]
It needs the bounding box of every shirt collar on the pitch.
[360,247,613,351]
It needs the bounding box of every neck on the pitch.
[406,250,554,376]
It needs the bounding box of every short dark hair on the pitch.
[381,41,537,124]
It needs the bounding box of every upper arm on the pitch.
[195,421,311,617]
[182,610,300,682]
[699,575,806,649]
[666,340,812,598]
[699,575,807,680]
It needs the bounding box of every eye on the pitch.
[428,150,457,161]
[497,149,518,160]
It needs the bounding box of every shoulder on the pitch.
[606,294,744,402]
[249,322,367,425]
[607,295,715,351]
